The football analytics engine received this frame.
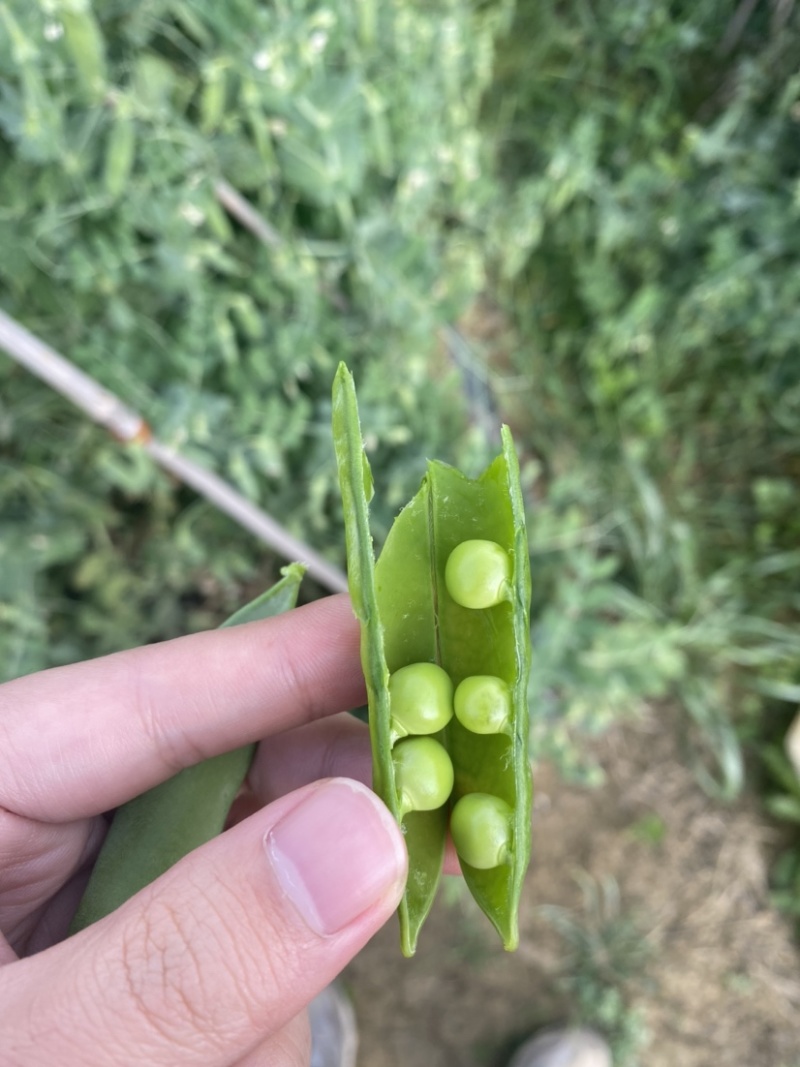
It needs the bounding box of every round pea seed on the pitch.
[389,661,454,739]
[393,737,454,815]
[444,539,511,610]
[454,675,511,735]
[450,793,513,870]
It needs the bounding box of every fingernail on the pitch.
[265,779,407,937]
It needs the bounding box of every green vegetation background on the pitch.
[1,0,799,941]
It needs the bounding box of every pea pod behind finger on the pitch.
[70,564,307,934]
[332,363,531,955]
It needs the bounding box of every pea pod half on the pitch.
[332,363,531,956]
[70,564,306,933]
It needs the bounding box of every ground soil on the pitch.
[344,709,800,1067]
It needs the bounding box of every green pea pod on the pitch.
[332,363,531,956]
[60,3,108,103]
[103,117,136,200]
[70,563,306,934]
[200,62,227,134]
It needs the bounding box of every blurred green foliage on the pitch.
[0,0,509,675]
[540,875,651,1066]
[759,711,800,934]
[482,0,800,799]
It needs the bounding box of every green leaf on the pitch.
[765,794,800,825]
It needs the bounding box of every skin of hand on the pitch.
[0,593,458,1067]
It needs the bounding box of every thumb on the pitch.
[1,779,407,1067]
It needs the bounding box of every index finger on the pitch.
[0,595,365,822]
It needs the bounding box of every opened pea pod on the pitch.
[332,363,532,956]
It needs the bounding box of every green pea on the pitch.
[450,793,513,870]
[445,539,511,609]
[454,675,512,735]
[392,737,454,817]
[333,363,532,955]
[389,661,454,739]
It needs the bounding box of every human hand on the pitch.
[0,594,408,1066]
